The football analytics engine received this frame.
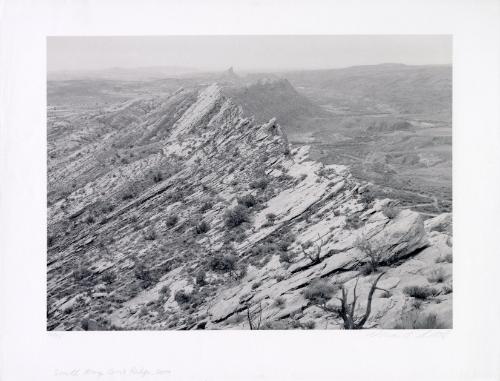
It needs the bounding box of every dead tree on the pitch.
[246,302,263,330]
[301,234,325,264]
[355,235,384,273]
[334,272,385,329]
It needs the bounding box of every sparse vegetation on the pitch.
[134,262,155,289]
[166,214,178,227]
[174,290,192,305]
[101,271,117,285]
[199,199,214,213]
[47,70,453,331]
[250,177,269,190]
[345,214,361,229]
[435,253,453,263]
[303,280,336,307]
[279,250,296,264]
[355,235,384,273]
[360,191,375,205]
[224,205,250,228]
[159,285,171,298]
[237,194,257,208]
[304,273,385,329]
[195,220,210,234]
[266,213,277,222]
[394,311,446,329]
[195,270,207,286]
[208,253,237,273]
[72,264,93,282]
[382,205,399,219]
[246,301,263,330]
[442,284,453,294]
[403,285,438,300]
[300,235,325,264]
[273,296,286,308]
[427,268,447,283]
[143,227,157,240]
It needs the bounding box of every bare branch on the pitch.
[355,272,385,328]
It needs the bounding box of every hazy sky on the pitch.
[47,35,452,72]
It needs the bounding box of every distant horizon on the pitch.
[47,61,452,76]
[47,35,452,73]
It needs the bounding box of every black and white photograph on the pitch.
[2,1,500,380]
[47,35,453,330]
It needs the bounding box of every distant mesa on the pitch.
[218,66,240,82]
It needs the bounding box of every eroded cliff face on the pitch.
[47,84,452,330]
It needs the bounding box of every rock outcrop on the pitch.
[47,83,452,330]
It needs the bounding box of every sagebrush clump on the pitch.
[208,253,237,273]
[403,285,438,300]
[224,205,249,228]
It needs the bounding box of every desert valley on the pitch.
[47,63,452,330]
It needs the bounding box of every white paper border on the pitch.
[1,0,500,380]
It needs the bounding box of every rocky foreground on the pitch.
[47,83,452,330]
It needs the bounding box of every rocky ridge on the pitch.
[47,83,452,330]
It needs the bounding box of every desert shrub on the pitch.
[199,199,214,213]
[394,312,446,329]
[143,227,157,240]
[360,191,375,205]
[195,220,210,234]
[166,214,178,227]
[159,285,171,298]
[414,313,446,329]
[134,262,155,288]
[303,320,316,330]
[277,233,296,252]
[174,290,192,305]
[151,171,163,183]
[345,214,361,229]
[303,280,336,307]
[195,270,207,286]
[237,194,257,208]
[380,290,392,298]
[359,263,374,276]
[403,285,438,300]
[139,306,149,317]
[355,236,383,273]
[224,226,247,243]
[442,285,453,294]
[85,215,95,224]
[251,281,262,290]
[427,268,447,283]
[250,177,269,190]
[73,265,93,282]
[266,213,277,223]
[208,253,237,273]
[275,274,285,282]
[382,206,399,219]
[224,205,249,228]
[273,296,286,308]
[279,250,296,264]
[101,271,117,285]
[120,182,142,201]
[251,242,278,258]
[234,263,248,280]
[261,320,289,330]
[301,240,313,249]
[300,235,325,264]
[435,253,453,263]
[412,299,423,309]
